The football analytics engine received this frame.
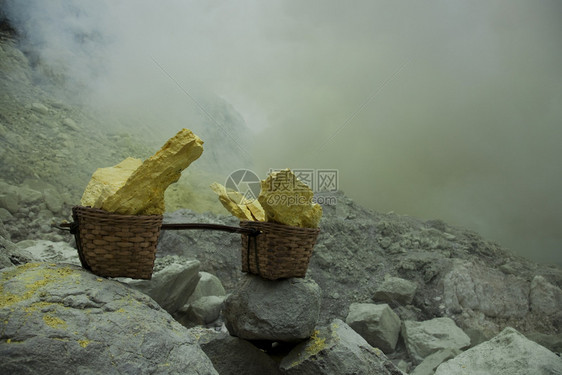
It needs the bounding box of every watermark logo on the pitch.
[224,169,261,204]
[317,170,338,191]
[267,169,339,192]
[225,168,339,206]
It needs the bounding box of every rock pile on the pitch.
[149,197,561,372]
[2,218,561,373]
[10,26,560,373]
[0,178,72,243]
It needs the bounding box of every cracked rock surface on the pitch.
[0,262,217,375]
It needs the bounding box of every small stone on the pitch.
[17,187,43,205]
[0,208,13,222]
[373,275,418,306]
[123,257,201,315]
[188,272,227,303]
[345,303,402,353]
[443,232,456,240]
[61,118,79,131]
[30,102,49,114]
[186,296,225,325]
[0,192,19,214]
[43,188,63,214]
[402,317,471,364]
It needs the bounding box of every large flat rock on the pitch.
[435,327,562,375]
[0,262,217,375]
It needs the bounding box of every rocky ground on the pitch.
[0,19,561,375]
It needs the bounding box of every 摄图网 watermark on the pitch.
[225,168,339,206]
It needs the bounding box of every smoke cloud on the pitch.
[3,0,561,265]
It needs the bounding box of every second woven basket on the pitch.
[239,220,320,280]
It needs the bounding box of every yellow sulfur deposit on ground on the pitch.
[209,182,265,221]
[258,169,322,228]
[80,128,203,215]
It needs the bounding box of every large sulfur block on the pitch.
[81,128,203,215]
[80,157,142,208]
[257,168,322,228]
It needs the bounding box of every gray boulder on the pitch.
[192,328,282,375]
[530,275,562,316]
[373,275,418,306]
[223,274,321,342]
[175,271,227,327]
[0,191,19,214]
[188,271,227,303]
[442,261,529,318]
[122,256,201,315]
[402,317,471,364]
[185,296,225,325]
[17,186,43,205]
[345,302,401,353]
[43,187,64,214]
[435,327,562,375]
[0,207,13,222]
[0,262,218,375]
[526,331,562,354]
[279,319,405,375]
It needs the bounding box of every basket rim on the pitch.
[72,205,164,219]
[239,220,320,233]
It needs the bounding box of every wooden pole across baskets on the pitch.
[59,206,319,280]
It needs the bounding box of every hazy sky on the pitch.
[4,0,562,265]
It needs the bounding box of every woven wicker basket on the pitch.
[71,206,163,280]
[239,220,320,280]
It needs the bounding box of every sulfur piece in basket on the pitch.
[210,182,265,221]
[81,157,143,209]
[258,168,322,228]
[81,128,204,215]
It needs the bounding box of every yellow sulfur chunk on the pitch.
[80,157,142,208]
[82,128,203,215]
[246,197,266,222]
[257,168,322,228]
[210,182,265,221]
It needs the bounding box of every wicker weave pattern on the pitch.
[72,206,162,279]
[240,220,320,280]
